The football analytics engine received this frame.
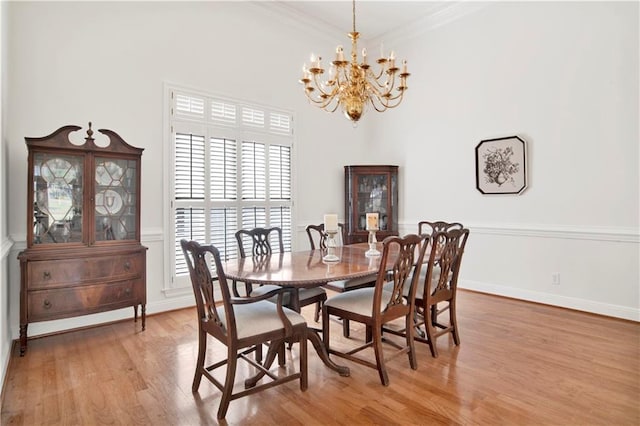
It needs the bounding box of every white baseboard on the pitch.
[460,279,640,322]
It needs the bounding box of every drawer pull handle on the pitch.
[43,300,52,309]
[43,271,51,280]
[125,288,132,295]
[124,262,131,271]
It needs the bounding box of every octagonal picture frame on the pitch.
[475,135,527,195]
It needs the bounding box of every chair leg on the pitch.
[425,308,439,358]
[322,306,331,350]
[278,341,286,367]
[405,311,418,370]
[342,318,350,338]
[450,300,460,346]
[217,348,238,419]
[192,329,207,392]
[300,332,308,391]
[372,325,389,386]
[314,301,321,323]
[255,343,263,363]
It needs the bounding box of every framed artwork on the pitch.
[475,135,527,195]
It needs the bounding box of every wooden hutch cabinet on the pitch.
[344,165,399,244]
[18,124,146,356]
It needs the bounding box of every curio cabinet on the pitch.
[18,123,146,356]
[344,165,399,244]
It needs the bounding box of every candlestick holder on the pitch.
[322,230,340,262]
[365,229,380,257]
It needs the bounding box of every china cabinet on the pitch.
[18,123,146,356]
[344,165,399,244]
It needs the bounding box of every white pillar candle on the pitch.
[324,214,338,232]
[366,213,379,231]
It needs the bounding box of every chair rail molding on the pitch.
[1,236,13,261]
[401,222,639,243]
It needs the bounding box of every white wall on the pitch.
[371,1,639,319]
[1,0,638,383]
[4,1,372,344]
[1,0,12,386]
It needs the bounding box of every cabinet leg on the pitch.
[19,323,28,357]
[141,304,146,330]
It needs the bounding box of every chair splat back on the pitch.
[380,234,426,313]
[305,223,346,250]
[181,240,228,336]
[418,220,463,236]
[424,229,469,302]
[236,227,284,257]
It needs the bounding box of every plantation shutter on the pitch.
[168,87,294,289]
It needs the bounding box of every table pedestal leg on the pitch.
[308,328,350,377]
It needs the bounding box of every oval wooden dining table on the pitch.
[222,242,384,377]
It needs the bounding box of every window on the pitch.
[167,86,294,289]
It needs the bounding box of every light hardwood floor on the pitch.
[2,290,639,425]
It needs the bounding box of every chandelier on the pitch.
[299,0,410,123]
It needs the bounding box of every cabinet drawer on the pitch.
[28,280,143,322]
[28,254,143,289]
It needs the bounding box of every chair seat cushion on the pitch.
[325,275,376,292]
[218,300,306,339]
[324,287,393,317]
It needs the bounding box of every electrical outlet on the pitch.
[552,273,561,285]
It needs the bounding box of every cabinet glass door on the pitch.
[32,153,84,244]
[94,157,137,241]
[355,174,391,231]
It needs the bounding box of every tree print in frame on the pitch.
[475,136,527,195]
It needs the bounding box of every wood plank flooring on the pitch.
[2,290,638,425]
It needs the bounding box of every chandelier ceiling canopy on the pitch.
[299,0,410,123]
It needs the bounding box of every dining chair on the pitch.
[306,223,376,337]
[385,228,470,358]
[322,233,428,386]
[180,239,308,419]
[416,221,465,340]
[236,227,327,322]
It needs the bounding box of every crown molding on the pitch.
[371,1,490,45]
[252,1,491,46]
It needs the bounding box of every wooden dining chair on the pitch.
[180,239,308,419]
[306,223,376,337]
[416,221,466,341]
[385,228,470,358]
[322,233,428,386]
[236,227,327,322]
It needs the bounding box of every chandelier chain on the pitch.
[352,0,356,33]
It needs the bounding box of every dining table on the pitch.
[222,242,386,377]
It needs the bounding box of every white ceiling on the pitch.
[262,0,478,40]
